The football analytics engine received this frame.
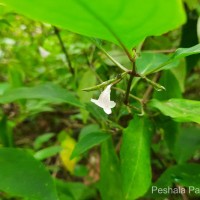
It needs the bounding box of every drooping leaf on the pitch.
[0,82,82,108]
[0,148,59,200]
[99,138,123,200]
[2,0,185,50]
[120,116,152,200]
[149,98,200,124]
[71,131,110,159]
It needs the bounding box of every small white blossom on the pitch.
[91,84,116,114]
[38,46,50,58]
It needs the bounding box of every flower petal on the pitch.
[103,107,112,115]
[110,101,116,108]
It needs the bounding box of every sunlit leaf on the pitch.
[2,0,185,50]
[149,98,200,124]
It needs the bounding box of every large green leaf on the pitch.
[0,82,82,108]
[120,116,152,200]
[71,131,110,159]
[149,98,200,124]
[0,148,59,200]
[99,138,123,200]
[2,0,185,50]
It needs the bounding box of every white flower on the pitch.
[38,46,50,58]
[91,84,116,115]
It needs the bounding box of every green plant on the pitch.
[0,0,200,200]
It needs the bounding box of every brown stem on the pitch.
[53,26,74,75]
[124,61,138,105]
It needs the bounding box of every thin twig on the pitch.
[112,87,142,103]
[84,51,102,82]
[53,26,74,75]
[142,72,161,104]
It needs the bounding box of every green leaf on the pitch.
[136,44,200,75]
[170,43,200,60]
[34,146,62,161]
[99,138,123,200]
[153,70,182,100]
[174,127,200,163]
[33,133,55,150]
[56,179,96,200]
[78,70,96,123]
[149,98,200,124]
[170,59,186,92]
[0,148,59,200]
[2,0,185,50]
[153,163,200,190]
[0,116,13,147]
[120,116,152,200]
[147,44,200,73]
[86,103,108,121]
[0,82,82,108]
[71,131,110,159]
[136,53,179,75]
[79,124,100,140]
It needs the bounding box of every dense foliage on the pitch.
[0,0,200,200]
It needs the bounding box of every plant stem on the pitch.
[97,45,129,72]
[112,87,142,103]
[124,60,138,105]
[53,26,74,75]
